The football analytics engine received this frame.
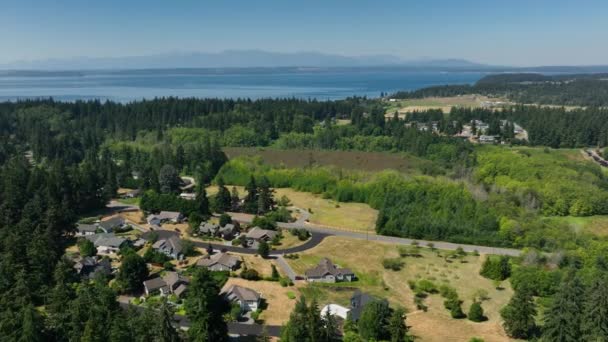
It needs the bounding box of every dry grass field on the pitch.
[384,95,509,118]
[206,186,378,232]
[287,236,515,342]
[222,147,425,174]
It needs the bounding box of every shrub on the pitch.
[468,301,486,322]
[240,268,260,280]
[382,258,404,271]
[416,279,438,294]
[286,291,296,299]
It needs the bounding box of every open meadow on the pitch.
[288,236,515,342]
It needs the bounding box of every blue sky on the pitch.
[1,0,606,66]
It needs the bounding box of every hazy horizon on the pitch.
[2,0,608,67]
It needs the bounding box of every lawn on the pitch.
[287,236,515,342]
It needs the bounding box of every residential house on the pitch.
[143,271,190,297]
[222,285,261,312]
[196,252,241,271]
[245,227,278,242]
[122,189,142,199]
[98,216,127,233]
[199,222,219,235]
[320,304,350,320]
[479,135,497,144]
[218,223,238,240]
[152,236,184,260]
[304,258,355,283]
[73,256,112,280]
[85,233,129,255]
[349,290,377,321]
[179,193,196,200]
[75,223,98,237]
[147,211,184,226]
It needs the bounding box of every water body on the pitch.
[0,69,487,102]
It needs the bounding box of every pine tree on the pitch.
[243,176,258,214]
[583,275,608,340]
[542,275,584,342]
[308,299,324,341]
[231,186,240,211]
[358,300,391,341]
[196,186,210,217]
[322,307,340,342]
[185,268,228,342]
[215,177,232,212]
[281,296,311,342]
[388,308,410,342]
[500,287,537,339]
[157,297,181,342]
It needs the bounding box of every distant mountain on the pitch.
[0,50,489,70]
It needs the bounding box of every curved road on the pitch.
[111,202,522,257]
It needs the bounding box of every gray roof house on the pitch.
[143,271,190,297]
[76,223,98,237]
[199,222,219,235]
[197,252,241,271]
[97,216,127,233]
[245,227,278,242]
[152,236,184,260]
[349,290,378,321]
[305,258,355,283]
[73,256,112,280]
[85,233,128,255]
[147,211,184,226]
[218,223,238,240]
[222,285,261,312]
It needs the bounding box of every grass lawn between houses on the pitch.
[287,236,516,342]
[206,186,378,233]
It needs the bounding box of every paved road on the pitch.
[110,202,522,257]
[273,255,298,281]
[227,211,522,257]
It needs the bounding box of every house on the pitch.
[143,277,169,296]
[199,222,220,235]
[197,252,240,271]
[479,135,497,144]
[349,290,377,321]
[97,216,127,233]
[143,271,190,297]
[179,193,196,200]
[122,189,142,199]
[245,227,278,242]
[147,211,184,226]
[222,285,261,312]
[218,223,238,240]
[321,304,350,320]
[304,258,355,283]
[85,233,129,255]
[73,256,112,280]
[152,236,184,260]
[76,223,98,237]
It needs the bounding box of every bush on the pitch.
[416,279,438,293]
[286,291,296,299]
[240,268,260,280]
[219,213,232,227]
[382,258,404,271]
[480,256,511,281]
[77,238,96,257]
[280,277,294,287]
[468,301,486,322]
[163,261,174,270]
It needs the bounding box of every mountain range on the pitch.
[0,50,489,70]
